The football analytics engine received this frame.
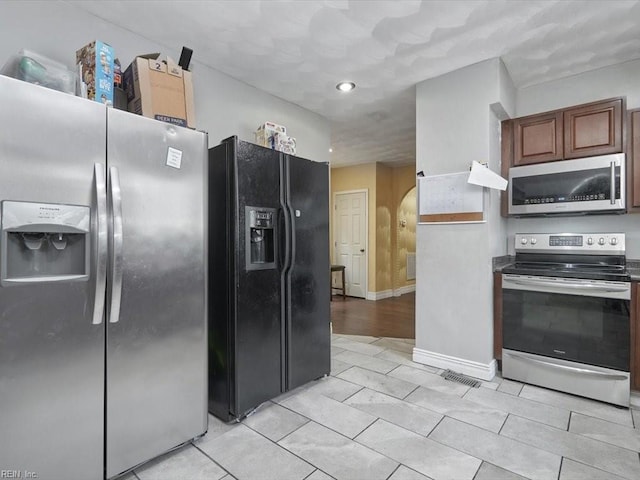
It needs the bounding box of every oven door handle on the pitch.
[505,351,628,380]
[510,278,629,293]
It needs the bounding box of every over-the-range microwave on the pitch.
[508,153,625,216]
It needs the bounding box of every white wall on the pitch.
[414,58,515,380]
[516,59,640,117]
[0,1,330,161]
[489,59,515,258]
[508,59,640,257]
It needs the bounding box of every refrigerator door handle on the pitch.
[287,203,296,268]
[279,159,292,273]
[284,206,292,272]
[278,208,290,271]
[283,156,295,271]
[108,166,124,324]
[93,163,108,325]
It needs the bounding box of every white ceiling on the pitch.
[70,0,640,168]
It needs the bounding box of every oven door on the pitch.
[502,274,630,371]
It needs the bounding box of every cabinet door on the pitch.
[513,111,563,165]
[630,109,640,209]
[564,98,623,159]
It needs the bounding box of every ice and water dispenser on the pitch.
[1,201,90,285]
[245,206,276,271]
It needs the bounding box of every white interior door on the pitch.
[334,191,367,298]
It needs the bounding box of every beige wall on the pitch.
[330,163,377,291]
[392,166,417,289]
[331,162,416,296]
[396,187,417,288]
[376,164,393,292]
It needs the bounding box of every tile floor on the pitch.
[122,334,640,480]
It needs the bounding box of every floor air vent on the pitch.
[440,369,481,388]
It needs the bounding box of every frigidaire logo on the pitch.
[39,207,60,212]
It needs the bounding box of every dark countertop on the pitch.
[627,260,640,281]
[493,256,640,281]
[492,255,515,273]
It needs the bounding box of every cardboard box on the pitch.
[124,53,195,128]
[257,121,286,135]
[113,58,127,111]
[255,121,288,148]
[255,130,270,148]
[272,132,296,155]
[255,131,297,154]
[76,40,115,105]
[113,58,123,89]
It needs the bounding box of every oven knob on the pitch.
[531,238,537,245]
[610,237,618,245]
[598,237,605,245]
[587,237,593,245]
[520,238,528,245]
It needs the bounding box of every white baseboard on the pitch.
[367,290,393,301]
[412,347,497,381]
[393,285,416,296]
[367,285,416,301]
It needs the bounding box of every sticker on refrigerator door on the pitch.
[166,147,182,169]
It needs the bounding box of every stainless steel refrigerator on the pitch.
[0,75,208,479]
[208,136,330,421]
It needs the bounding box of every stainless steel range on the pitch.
[501,233,630,407]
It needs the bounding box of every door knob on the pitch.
[360,249,365,252]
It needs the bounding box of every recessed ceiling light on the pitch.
[329,148,333,153]
[336,82,356,92]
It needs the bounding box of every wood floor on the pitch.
[330,292,415,339]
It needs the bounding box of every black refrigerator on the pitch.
[208,136,331,421]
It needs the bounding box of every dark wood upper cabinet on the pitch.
[563,98,624,159]
[503,97,625,168]
[513,111,563,165]
[630,109,640,210]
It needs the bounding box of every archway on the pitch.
[396,186,416,292]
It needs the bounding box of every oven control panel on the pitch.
[514,233,625,254]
